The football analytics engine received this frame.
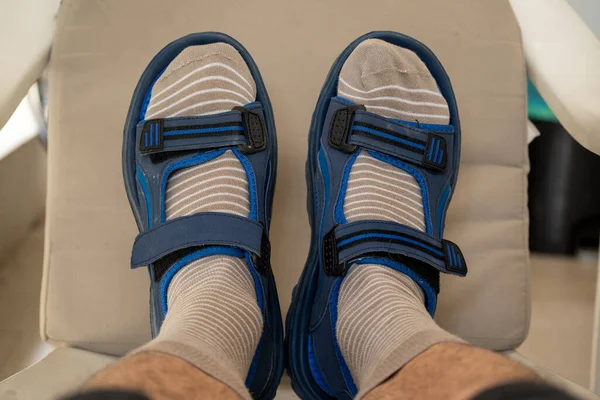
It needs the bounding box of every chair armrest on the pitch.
[0,348,117,400]
[509,0,600,155]
[0,0,61,129]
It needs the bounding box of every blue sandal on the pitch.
[285,31,468,399]
[122,33,283,400]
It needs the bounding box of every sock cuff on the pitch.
[355,329,466,399]
[132,340,252,400]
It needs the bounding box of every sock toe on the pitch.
[339,38,450,124]
[146,43,256,119]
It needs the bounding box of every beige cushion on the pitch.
[0,348,117,399]
[42,0,530,356]
[0,139,46,260]
[0,0,60,129]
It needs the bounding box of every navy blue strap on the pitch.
[131,212,266,268]
[328,104,451,171]
[138,105,267,155]
[323,220,467,276]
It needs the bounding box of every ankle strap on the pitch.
[323,220,467,277]
[131,212,270,272]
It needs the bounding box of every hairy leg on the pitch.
[84,352,240,400]
[366,343,537,400]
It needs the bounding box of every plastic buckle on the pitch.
[322,227,348,276]
[442,239,467,276]
[234,106,267,154]
[252,229,271,274]
[328,104,366,153]
[423,132,447,172]
[139,119,164,154]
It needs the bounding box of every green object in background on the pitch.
[528,79,558,123]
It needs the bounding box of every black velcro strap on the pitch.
[323,228,347,276]
[443,239,466,274]
[322,221,467,277]
[328,104,365,153]
[422,132,448,171]
[137,105,267,155]
[326,102,451,172]
[140,119,165,153]
[234,106,268,154]
[251,229,271,273]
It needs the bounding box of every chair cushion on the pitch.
[42,0,529,355]
[0,348,117,399]
[0,0,59,129]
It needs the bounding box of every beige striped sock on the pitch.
[145,43,256,119]
[337,39,463,398]
[338,39,449,124]
[135,43,260,400]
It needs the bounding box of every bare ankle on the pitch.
[365,343,537,400]
[85,352,241,400]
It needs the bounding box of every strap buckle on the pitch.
[251,229,271,273]
[442,239,467,275]
[139,119,164,153]
[328,104,365,153]
[323,227,348,276]
[234,106,268,154]
[423,133,448,171]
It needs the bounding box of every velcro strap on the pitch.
[323,220,467,276]
[138,105,267,154]
[131,212,267,268]
[328,104,451,171]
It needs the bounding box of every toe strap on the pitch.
[131,212,269,270]
[137,103,267,155]
[327,101,452,172]
[323,220,467,277]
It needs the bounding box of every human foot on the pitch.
[123,34,282,400]
[286,33,467,400]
